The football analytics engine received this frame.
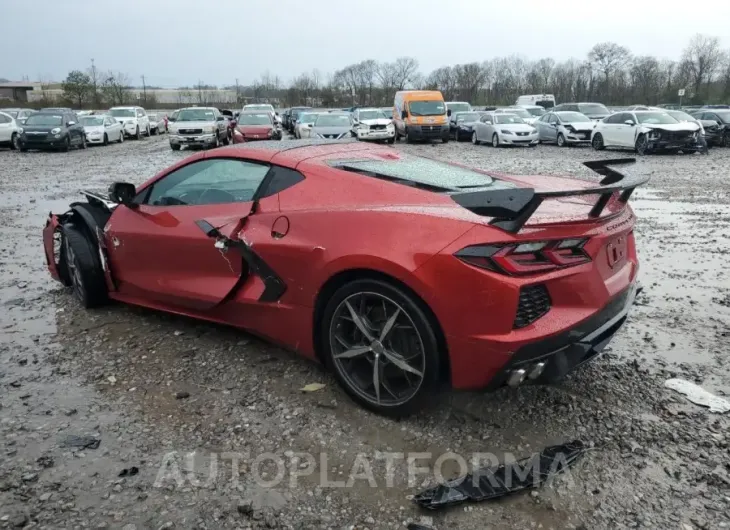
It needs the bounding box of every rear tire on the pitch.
[320,278,441,418]
[592,133,605,150]
[61,223,108,308]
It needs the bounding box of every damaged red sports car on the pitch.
[42,140,647,416]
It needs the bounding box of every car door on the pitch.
[545,113,559,142]
[105,116,119,140]
[105,157,274,311]
[599,113,622,146]
[0,113,11,142]
[612,112,636,147]
[64,114,79,143]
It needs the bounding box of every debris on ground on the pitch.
[664,378,730,413]
[60,435,101,450]
[118,466,139,477]
[413,440,587,510]
[174,391,190,399]
[300,383,326,392]
[36,456,54,468]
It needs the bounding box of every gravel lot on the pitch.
[1,135,729,530]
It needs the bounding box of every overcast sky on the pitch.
[4,0,729,87]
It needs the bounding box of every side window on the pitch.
[481,115,492,124]
[708,113,719,122]
[605,113,621,124]
[137,109,145,117]
[259,166,305,198]
[0,114,9,124]
[145,159,271,206]
[65,114,74,125]
[548,114,558,125]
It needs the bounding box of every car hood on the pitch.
[312,126,351,136]
[360,118,392,126]
[113,117,138,123]
[564,122,595,132]
[238,125,273,134]
[174,120,215,128]
[498,124,536,132]
[642,122,699,132]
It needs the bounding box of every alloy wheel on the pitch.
[63,236,85,302]
[329,291,426,407]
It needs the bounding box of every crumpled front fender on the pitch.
[42,213,71,285]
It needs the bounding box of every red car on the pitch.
[232,111,282,143]
[42,141,647,416]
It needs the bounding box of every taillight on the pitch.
[455,239,590,276]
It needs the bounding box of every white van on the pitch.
[515,94,556,109]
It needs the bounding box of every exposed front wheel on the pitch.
[321,279,441,417]
[635,134,649,155]
[592,133,605,150]
[557,133,566,147]
[61,223,108,308]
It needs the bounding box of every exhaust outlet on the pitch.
[506,368,527,387]
[527,361,546,380]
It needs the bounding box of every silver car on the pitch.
[79,114,124,145]
[310,112,353,140]
[535,111,596,147]
[471,112,538,147]
[147,113,167,135]
[295,112,319,139]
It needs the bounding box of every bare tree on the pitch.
[392,57,419,90]
[630,56,662,104]
[101,71,131,106]
[588,42,632,102]
[681,34,723,102]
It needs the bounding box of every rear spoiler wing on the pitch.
[451,158,649,233]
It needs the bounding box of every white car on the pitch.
[0,111,21,150]
[471,112,538,147]
[242,104,281,125]
[495,107,538,126]
[535,111,596,146]
[591,110,702,154]
[351,108,395,143]
[108,106,151,139]
[147,113,167,135]
[517,104,547,120]
[295,112,319,139]
[79,114,124,145]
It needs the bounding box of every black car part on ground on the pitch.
[413,440,587,510]
[451,158,649,233]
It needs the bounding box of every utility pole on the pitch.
[90,58,98,107]
[235,78,240,105]
[141,75,147,106]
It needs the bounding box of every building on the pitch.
[0,82,40,102]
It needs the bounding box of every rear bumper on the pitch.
[483,282,639,390]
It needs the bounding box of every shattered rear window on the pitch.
[330,154,514,192]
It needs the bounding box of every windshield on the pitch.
[25,114,63,126]
[447,102,471,114]
[358,110,387,120]
[456,112,481,122]
[558,112,591,123]
[147,113,158,120]
[578,103,610,116]
[244,105,273,111]
[636,112,679,125]
[299,113,318,124]
[409,100,445,116]
[525,107,546,117]
[537,100,554,109]
[109,109,136,118]
[494,114,524,124]
[500,108,531,119]
[80,117,105,126]
[716,111,730,121]
[292,108,310,118]
[177,109,216,121]
[239,113,272,125]
[315,114,351,127]
[667,111,695,122]
[331,154,518,191]
[5,110,18,118]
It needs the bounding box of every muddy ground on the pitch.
[1,134,729,530]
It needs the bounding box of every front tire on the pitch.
[171,143,181,151]
[405,128,413,143]
[103,133,109,146]
[472,131,480,145]
[557,133,566,147]
[10,133,19,150]
[118,130,124,143]
[592,133,605,150]
[61,223,108,308]
[635,134,649,155]
[62,137,71,152]
[321,278,441,417]
[492,133,500,148]
[722,133,730,148]
[80,135,87,149]
[135,127,141,140]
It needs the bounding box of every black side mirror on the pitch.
[401,110,408,119]
[447,109,452,117]
[108,182,137,208]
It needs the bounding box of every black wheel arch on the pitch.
[312,268,451,385]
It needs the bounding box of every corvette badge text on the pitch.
[153,449,579,490]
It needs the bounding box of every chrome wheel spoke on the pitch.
[382,349,423,377]
[379,308,400,341]
[373,355,381,404]
[345,300,375,342]
[333,345,371,360]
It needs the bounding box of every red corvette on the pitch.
[42,140,647,416]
